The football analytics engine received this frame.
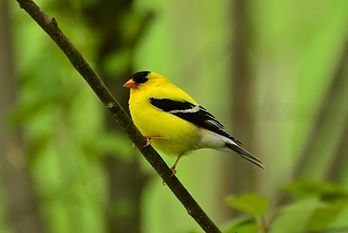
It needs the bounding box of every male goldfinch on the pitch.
[123,71,264,174]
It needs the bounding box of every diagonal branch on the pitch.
[294,35,348,178]
[14,0,221,232]
[325,38,348,181]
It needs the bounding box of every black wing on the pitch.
[149,98,242,145]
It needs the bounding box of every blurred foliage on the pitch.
[226,193,270,217]
[224,180,348,233]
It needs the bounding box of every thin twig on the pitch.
[14,0,221,232]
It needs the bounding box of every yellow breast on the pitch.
[129,89,200,157]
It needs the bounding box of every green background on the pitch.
[1,0,348,232]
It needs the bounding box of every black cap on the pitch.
[132,71,150,84]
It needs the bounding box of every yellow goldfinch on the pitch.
[123,71,264,174]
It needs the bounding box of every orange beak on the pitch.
[123,79,137,89]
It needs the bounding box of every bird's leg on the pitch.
[170,153,184,176]
[132,136,165,149]
[144,136,164,147]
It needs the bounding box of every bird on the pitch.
[123,71,265,174]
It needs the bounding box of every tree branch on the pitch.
[294,34,348,178]
[229,0,257,193]
[14,0,221,232]
[325,38,348,181]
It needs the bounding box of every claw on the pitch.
[170,153,184,176]
[144,136,164,147]
[145,138,151,147]
[170,166,177,176]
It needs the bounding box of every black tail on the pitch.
[226,143,265,169]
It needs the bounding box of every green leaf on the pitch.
[226,193,270,217]
[223,216,258,233]
[305,206,342,231]
[305,197,348,231]
[269,198,326,233]
[283,180,348,200]
[280,180,348,232]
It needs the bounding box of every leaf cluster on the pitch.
[224,180,348,233]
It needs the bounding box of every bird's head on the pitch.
[123,71,169,90]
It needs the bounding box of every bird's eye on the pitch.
[132,71,150,84]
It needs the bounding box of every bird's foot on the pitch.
[132,135,163,148]
[144,136,164,147]
[169,153,184,176]
[170,166,177,176]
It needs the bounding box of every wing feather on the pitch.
[149,98,242,146]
